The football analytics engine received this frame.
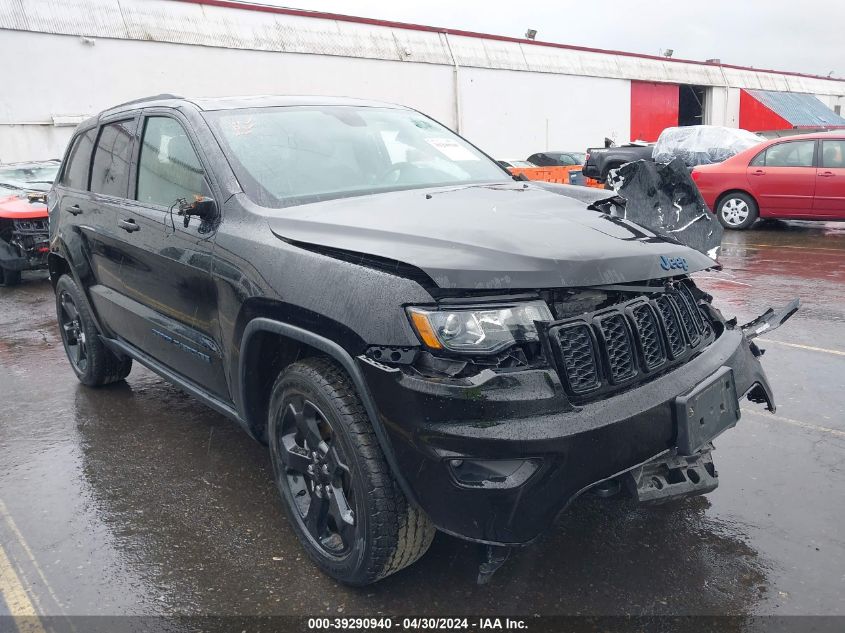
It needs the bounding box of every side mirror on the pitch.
[178,195,217,227]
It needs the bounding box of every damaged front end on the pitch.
[267,150,798,583]
[0,217,50,278]
[350,167,801,589]
[0,192,50,284]
[358,276,798,548]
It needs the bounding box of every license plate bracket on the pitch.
[675,366,740,455]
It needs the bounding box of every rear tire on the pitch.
[268,357,435,585]
[716,193,758,230]
[0,266,22,286]
[55,275,132,386]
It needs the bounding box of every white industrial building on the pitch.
[2,0,845,163]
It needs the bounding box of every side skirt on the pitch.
[101,336,251,436]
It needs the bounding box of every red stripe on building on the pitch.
[173,0,845,84]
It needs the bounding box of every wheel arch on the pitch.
[238,317,420,508]
[47,251,72,288]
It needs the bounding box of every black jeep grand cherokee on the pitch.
[48,95,795,586]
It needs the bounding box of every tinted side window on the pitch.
[61,129,96,190]
[821,140,845,168]
[763,140,816,168]
[749,150,766,167]
[136,117,211,208]
[90,120,135,197]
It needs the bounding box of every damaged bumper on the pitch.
[358,302,796,546]
[0,220,50,272]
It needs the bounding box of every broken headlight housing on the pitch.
[407,301,552,354]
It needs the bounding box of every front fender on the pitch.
[238,318,420,509]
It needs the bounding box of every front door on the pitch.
[746,139,817,217]
[104,113,228,398]
[814,139,845,217]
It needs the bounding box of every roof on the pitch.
[189,95,409,111]
[100,94,409,116]
[761,131,845,144]
[4,0,844,96]
[177,0,845,85]
[746,90,845,128]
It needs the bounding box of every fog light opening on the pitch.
[448,458,541,489]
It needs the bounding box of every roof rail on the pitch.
[103,93,184,112]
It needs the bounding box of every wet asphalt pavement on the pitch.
[0,220,843,622]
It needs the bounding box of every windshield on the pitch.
[206,106,508,208]
[0,162,60,191]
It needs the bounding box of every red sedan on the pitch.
[692,132,845,229]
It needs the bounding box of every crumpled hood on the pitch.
[267,183,717,289]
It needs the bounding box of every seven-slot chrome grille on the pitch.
[548,283,716,400]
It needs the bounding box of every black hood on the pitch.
[266,183,717,289]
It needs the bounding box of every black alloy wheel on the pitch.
[54,275,132,386]
[267,358,435,585]
[274,394,357,556]
[58,289,89,374]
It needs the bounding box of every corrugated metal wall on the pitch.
[4,0,844,93]
[2,0,844,161]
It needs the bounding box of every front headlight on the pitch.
[407,301,553,354]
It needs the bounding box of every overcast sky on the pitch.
[257,0,844,78]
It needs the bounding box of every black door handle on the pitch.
[67,204,83,216]
[119,218,140,233]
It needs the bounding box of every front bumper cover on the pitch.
[359,325,777,546]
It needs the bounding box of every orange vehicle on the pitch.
[507,165,578,184]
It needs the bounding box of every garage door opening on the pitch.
[679,85,706,126]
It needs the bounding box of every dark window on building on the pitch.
[760,140,816,168]
[821,140,845,168]
[90,120,135,197]
[678,85,706,127]
[136,117,211,208]
[60,129,97,190]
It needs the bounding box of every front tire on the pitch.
[717,193,758,230]
[268,357,435,585]
[55,275,132,386]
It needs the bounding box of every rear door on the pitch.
[746,139,817,217]
[103,110,228,398]
[813,139,845,217]
[53,119,139,340]
[86,116,140,303]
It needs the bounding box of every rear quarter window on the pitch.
[60,129,97,190]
